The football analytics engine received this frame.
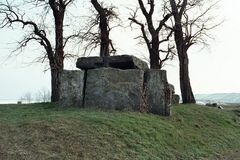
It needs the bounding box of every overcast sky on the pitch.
[0,0,240,101]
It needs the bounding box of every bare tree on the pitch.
[78,0,118,56]
[167,0,220,103]
[21,92,32,104]
[35,88,51,102]
[128,0,174,69]
[91,0,117,56]
[0,0,75,102]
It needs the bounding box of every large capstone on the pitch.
[76,57,104,70]
[145,70,171,116]
[59,70,85,107]
[76,55,149,70]
[84,68,144,111]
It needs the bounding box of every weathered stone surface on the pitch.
[145,70,170,116]
[59,70,85,107]
[76,57,104,70]
[84,68,144,111]
[106,55,149,70]
[167,83,175,106]
[172,94,180,105]
[168,84,175,94]
[76,55,149,70]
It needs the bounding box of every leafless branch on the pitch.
[128,0,174,69]
[0,2,54,62]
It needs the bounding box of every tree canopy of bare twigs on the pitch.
[128,0,175,69]
[0,0,76,102]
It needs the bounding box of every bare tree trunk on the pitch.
[91,0,110,57]
[149,37,160,69]
[174,26,196,104]
[51,18,64,102]
[51,68,62,102]
[170,0,196,104]
[55,15,64,66]
[50,3,65,102]
[179,49,196,103]
[149,51,160,69]
[99,16,110,57]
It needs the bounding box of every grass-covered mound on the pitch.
[0,103,239,159]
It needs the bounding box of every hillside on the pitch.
[0,103,240,159]
[195,93,240,104]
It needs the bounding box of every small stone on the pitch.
[218,106,224,109]
[206,103,218,107]
[212,103,218,107]
[194,124,201,128]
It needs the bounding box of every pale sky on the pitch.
[0,0,240,100]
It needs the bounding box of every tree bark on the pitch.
[179,49,196,103]
[149,37,160,69]
[99,15,110,57]
[149,50,160,69]
[51,68,62,102]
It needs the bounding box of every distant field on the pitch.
[0,100,38,104]
[195,93,240,104]
[0,100,19,104]
[0,103,239,160]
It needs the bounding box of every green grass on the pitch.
[0,103,239,160]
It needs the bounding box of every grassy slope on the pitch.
[0,104,239,160]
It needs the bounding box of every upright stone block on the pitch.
[167,83,175,105]
[59,70,85,107]
[145,70,170,116]
[172,94,180,105]
[84,68,144,111]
